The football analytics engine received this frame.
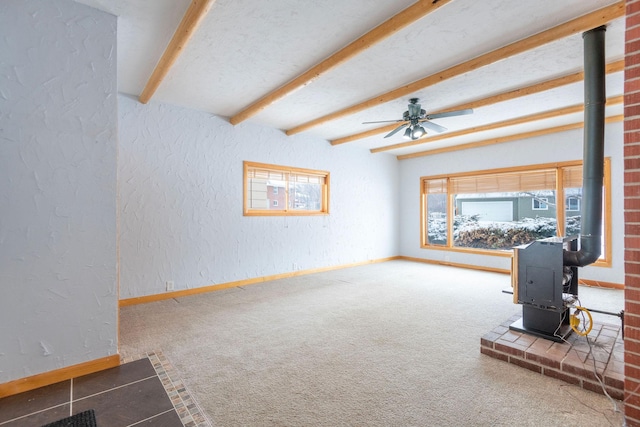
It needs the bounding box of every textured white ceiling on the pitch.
[74,0,625,157]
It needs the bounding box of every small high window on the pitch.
[244,161,330,216]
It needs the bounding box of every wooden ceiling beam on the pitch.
[397,114,624,160]
[332,60,624,146]
[228,0,453,126]
[139,0,216,104]
[374,95,623,153]
[286,1,624,136]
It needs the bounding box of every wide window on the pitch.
[244,161,329,216]
[421,159,611,266]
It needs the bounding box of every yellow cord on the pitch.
[570,306,593,336]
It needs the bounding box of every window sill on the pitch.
[420,244,611,267]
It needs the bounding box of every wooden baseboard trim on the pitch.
[398,258,625,290]
[579,278,624,290]
[0,354,120,399]
[398,255,511,275]
[120,256,402,306]
[119,256,623,307]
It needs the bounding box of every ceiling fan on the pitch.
[362,98,473,140]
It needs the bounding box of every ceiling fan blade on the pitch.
[420,120,447,133]
[362,119,404,124]
[384,123,409,138]
[425,108,473,120]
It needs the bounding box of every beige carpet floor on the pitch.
[119,260,625,426]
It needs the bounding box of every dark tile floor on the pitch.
[0,353,207,426]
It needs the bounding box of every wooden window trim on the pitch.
[243,161,330,216]
[420,158,612,267]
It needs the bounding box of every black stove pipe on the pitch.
[563,25,607,267]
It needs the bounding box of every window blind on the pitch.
[248,168,325,184]
[451,169,556,194]
[424,178,447,194]
[291,173,325,184]
[247,168,287,181]
[563,165,583,188]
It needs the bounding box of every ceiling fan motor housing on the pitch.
[368,97,472,139]
[407,102,422,118]
[403,102,426,122]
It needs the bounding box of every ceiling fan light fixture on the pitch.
[364,98,473,140]
[412,125,426,139]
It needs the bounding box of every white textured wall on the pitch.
[0,0,118,383]
[118,95,399,298]
[399,122,625,285]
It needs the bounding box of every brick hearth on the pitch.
[481,314,624,400]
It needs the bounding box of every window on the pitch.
[421,159,611,266]
[244,161,330,216]
[566,196,580,211]
[532,198,549,210]
[425,179,448,246]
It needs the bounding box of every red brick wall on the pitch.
[626,0,640,425]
